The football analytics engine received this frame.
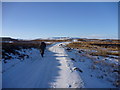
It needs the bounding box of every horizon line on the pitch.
[0,36,118,40]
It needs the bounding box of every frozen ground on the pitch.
[2,42,118,88]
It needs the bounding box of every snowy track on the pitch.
[3,43,84,88]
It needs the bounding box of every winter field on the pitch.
[1,38,120,88]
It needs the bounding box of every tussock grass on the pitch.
[67,40,120,57]
[89,50,119,57]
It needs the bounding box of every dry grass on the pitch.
[67,39,120,56]
[89,50,119,57]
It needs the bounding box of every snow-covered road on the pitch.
[3,43,84,88]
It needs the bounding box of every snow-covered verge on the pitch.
[2,48,42,88]
[63,45,119,88]
[2,48,34,73]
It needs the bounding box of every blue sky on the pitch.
[2,2,118,39]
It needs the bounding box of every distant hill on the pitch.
[0,37,32,43]
[49,37,82,40]
[0,37,18,42]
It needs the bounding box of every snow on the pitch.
[48,43,84,88]
[65,48,118,88]
[2,42,118,88]
[66,51,114,88]
[2,43,84,88]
